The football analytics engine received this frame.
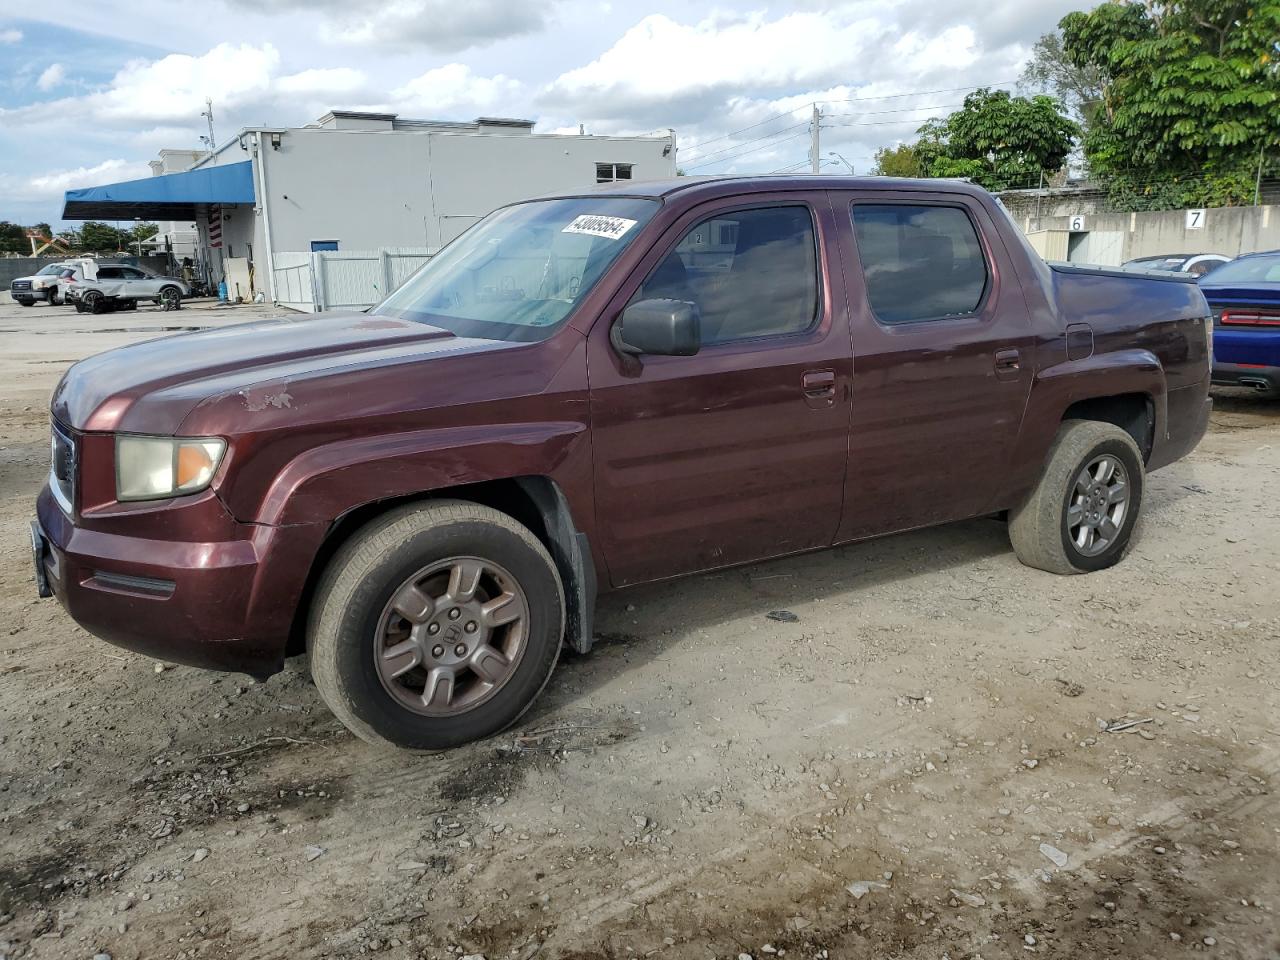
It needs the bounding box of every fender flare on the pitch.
[1009,349,1166,497]
[252,422,598,655]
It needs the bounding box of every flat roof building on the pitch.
[63,110,677,302]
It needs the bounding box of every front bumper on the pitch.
[34,485,324,678]
[11,287,49,301]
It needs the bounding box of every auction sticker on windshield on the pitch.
[562,215,638,241]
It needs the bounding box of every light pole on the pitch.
[828,151,855,174]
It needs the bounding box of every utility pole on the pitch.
[810,104,821,175]
[201,99,216,155]
[1254,144,1265,206]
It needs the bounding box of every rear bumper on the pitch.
[35,486,324,678]
[1211,362,1280,396]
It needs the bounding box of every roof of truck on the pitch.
[551,175,991,202]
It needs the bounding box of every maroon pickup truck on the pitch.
[33,177,1211,749]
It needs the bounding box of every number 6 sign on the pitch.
[1069,215,1086,231]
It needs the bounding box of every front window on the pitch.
[376,197,659,341]
[1201,254,1280,284]
[36,264,65,276]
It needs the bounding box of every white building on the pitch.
[64,110,677,301]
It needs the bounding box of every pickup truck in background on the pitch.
[33,176,1212,750]
[1200,249,1280,397]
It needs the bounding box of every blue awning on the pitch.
[62,161,255,220]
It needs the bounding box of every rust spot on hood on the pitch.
[239,383,294,412]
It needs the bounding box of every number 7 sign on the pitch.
[1186,208,1206,230]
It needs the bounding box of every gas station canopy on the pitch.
[62,161,255,220]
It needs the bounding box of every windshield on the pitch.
[36,264,66,276]
[1202,254,1280,284]
[1125,257,1189,271]
[375,196,659,341]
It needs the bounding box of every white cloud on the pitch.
[36,63,66,91]
[390,64,520,116]
[224,0,555,52]
[19,159,152,198]
[0,28,21,43]
[277,67,368,96]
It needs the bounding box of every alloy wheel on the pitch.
[373,556,529,717]
[1066,454,1129,557]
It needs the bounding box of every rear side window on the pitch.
[636,205,819,344]
[851,204,988,324]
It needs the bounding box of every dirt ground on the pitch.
[1,296,1277,960]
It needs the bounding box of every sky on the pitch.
[0,0,1086,230]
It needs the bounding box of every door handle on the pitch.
[802,369,836,398]
[994,349,1021,379]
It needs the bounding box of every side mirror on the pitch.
[612,298,700,356]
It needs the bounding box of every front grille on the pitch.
[12,280,32,291]
[50,423,75,512]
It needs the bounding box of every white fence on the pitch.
[271,247,433,313]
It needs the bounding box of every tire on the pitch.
[47,287,60,306]
[308,500,565,750]
[1008,420,1145,575]
[158,285,182,311]
[83,291,106,315]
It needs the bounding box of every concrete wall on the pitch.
[0,256,171,289]
[1011,204,1279,266]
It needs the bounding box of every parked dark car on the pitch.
[1200,249,1280,397]
[33,177,1212,749]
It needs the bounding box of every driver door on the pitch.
[586,193,853,587]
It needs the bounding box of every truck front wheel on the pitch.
[1008,420,1145,575]
[307,500,565,750]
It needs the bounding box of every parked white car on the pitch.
[9,260,96,306]
[67,265,191,313]
[1121,252,1231,277]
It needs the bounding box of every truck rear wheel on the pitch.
[1008,420,1144,575]
[308,500,565,750]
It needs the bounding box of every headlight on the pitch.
[116,435,226,501]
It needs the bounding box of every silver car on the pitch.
[68,265,191,312]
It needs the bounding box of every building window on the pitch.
[596,163,634,183]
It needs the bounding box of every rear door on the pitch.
[586,192,853,586]
[121,267,159,297]
[831,190,1035,541]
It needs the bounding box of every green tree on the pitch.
[871,143,924,177]
[1061,0,1280,208]
[78,221,124,252]
[911,89,1079,191]
[1020,30,1107,129]
[0,221,27,254]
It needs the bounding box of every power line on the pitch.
[680,80,1018,154]
[816,80,1018,105]
[685,130,810,171]
[683,121,809,167]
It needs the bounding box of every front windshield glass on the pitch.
[36,264,65,276]
[375,196,659,341]
[1202,254,1280,284]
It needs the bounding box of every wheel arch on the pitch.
[285,476,598,660]
[1060,392,1155,461]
